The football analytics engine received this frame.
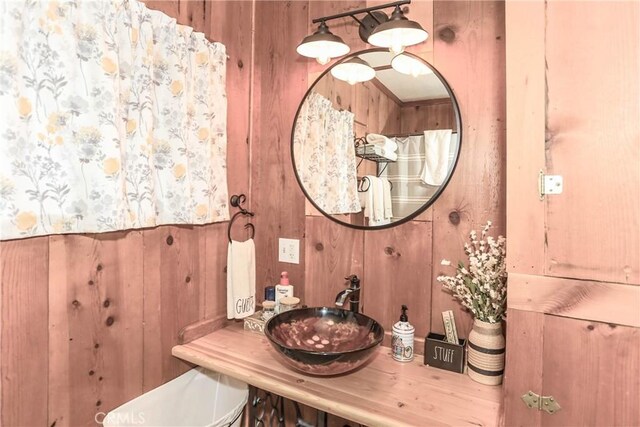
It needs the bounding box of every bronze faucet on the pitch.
[335,275,361,313]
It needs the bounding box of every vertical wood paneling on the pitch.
[542,316,640,426]
[505,0,546,276]
[143,0,206,33]
[203,223,230,319]
[141,1,178,19]
[400,101,456,134]
[544,1,640,284]
[363,221,433,339]
[304,217,364,307]
[429,0,506,339]
[252,1,308,300]
[0,237,49,427]
[502,309,544,427]
[293,0,505,345]
[206,0,254,201]
[142,226,204,391]
[48,233,144,427]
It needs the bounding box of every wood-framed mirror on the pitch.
[291,48,461,229]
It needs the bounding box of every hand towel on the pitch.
[382,178,393,220]
[360,176,375,221]
[226,239,256,320]
[370,176,391,226]
[420,129,453,186]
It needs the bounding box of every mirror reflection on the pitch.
[292,49,461,229]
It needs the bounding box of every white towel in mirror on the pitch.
[362,176,392,226]
[382,178,393,220]
[420,129,453,186]
[366,133,398,160]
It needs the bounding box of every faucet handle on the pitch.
[345,274,360,289]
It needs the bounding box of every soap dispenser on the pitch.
[391,305,415,362]
[274,271,294,313]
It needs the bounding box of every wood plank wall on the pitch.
[252,0,505,346]
[400,99,456,134]
[250,2,505,424]
[503,1,639,425]
[0,1,506,426]
[0,2,253,426]
[251,1,309,301]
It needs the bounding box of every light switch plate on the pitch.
[278,238,300,264]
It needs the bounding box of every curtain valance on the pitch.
[0,0,228,240]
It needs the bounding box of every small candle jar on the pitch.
[261,300,276,321]
[279,296,300,313]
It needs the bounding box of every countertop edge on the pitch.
[171,344,422,427]
[171,324,502,427]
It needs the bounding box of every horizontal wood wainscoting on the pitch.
[173,323,502,427]
[508,273,640,328]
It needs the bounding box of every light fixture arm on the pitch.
[297,0,427,65]
[366,11,385,26]
[310,0,411,25]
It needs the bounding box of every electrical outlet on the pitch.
[278,238,300,264]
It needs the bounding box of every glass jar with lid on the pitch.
[279,296,300,313]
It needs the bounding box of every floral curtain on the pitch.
[293,92,361,215]
[0,0,228,240]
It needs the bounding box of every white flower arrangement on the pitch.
[437,221,507,323]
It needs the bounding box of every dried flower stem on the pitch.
[437,221,507,323]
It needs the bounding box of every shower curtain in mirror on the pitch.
[293,92,361,215]
[383,135,436,220]
[382,132,457,220]
[0,0,228,240]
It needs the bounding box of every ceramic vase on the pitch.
[467,318,505,385]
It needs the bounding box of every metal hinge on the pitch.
[522,391,561,415]
[538,169,563,200]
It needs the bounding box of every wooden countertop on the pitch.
[172,323,502,427]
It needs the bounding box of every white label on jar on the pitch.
[392,333,414,362]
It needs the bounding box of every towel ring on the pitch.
[227,194,255,243]
[357,176,393,192]
[228,210,255,243]
[358,177,371,192]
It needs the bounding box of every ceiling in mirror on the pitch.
[356,51,449,102]
[291,49,461,230]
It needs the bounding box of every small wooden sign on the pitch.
[424,332,466,374]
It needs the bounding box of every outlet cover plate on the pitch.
[279,238,300,264]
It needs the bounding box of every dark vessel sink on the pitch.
[264,307,384,376]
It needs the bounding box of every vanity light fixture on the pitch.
[391,52,433,77]
[368,6,429,55]
[330,57,376,85]
[297,0,427,64]
[296,21,350,65]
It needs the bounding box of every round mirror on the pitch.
[291,49,461,229]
